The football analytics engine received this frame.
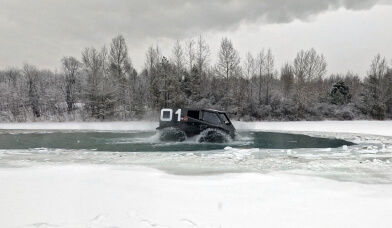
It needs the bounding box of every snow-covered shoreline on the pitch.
[234,120,392,137]
[0,121,159,131]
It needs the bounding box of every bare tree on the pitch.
[23,63,41,118]
[343,72,361,103]
[194,35,210,100]
[99,45,117,118]
[145,45,161,73]
[145,45,161,110]
[293,48,327,109]
[4,67,19,88]
[82,47,106,117]
[264,48,275,105]
[1,68,23,120]
[110,35,132,79]
[363,54,391,119]
[243,52,255,104]
[255,49,265,103]
[170,40,185,77]
[233,65,246,115]
[158,56,181,108]
[109,35,133,118]
[280,63,294,99]
[367,54,389,103]
[185,38,195,74]
[196,36,210,73]
[217,37,240,80]
[61,56,81,114]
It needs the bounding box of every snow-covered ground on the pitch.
[0,121,159,131]
[1,164,391,228]
[1,121,392,228]
[235,120,392,137]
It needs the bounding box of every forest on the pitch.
[0,35,391,122]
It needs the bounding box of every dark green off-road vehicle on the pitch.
[156,108,236,142]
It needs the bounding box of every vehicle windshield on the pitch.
[219,113,230,124]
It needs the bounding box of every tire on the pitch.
[159,127,187,142]
[198,128,230,143]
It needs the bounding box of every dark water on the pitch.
[0,130,355,152]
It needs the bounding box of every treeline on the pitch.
[0,35,391,122]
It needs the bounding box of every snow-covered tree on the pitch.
[264,49,275,105]
[109,35,133,119]
[329,81,350,105]
[363,54,391,119]
[293,48,327,110]
[185,38,196,75]
[23,64,41,118]
[145,45,161,110]
[280,63,294,99]
[217,37,240,80]
[256,50,265,103]
[61,56,81,113]
[243,52,256,107]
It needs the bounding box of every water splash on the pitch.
[158,127,187,142]
[195,128,232,143]
[107,130,254,148]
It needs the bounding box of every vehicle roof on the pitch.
[185,108,227,113]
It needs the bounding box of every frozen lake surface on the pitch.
[1,121,392,227]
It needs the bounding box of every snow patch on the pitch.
[0,165,391,228]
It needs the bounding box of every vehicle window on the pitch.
[188,110,199,119]
[202,111,221,124]
[219,113,230,124]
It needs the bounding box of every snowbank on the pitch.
[0,121,159,131]
[0,165,391,228]
[234,120,392,137]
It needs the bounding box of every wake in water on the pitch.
[106,129,254,151]
[158,127,234,143]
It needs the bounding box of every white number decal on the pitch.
[175,109,181,121]
[160,109,182,122]
[160,109,173,121]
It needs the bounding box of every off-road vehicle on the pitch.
[156,108,236,142]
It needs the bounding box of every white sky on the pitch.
[0,0,391,77]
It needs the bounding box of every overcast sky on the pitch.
[0,0,391,77]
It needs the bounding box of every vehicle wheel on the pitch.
[198,128,230,143]
[159,127,187,142]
